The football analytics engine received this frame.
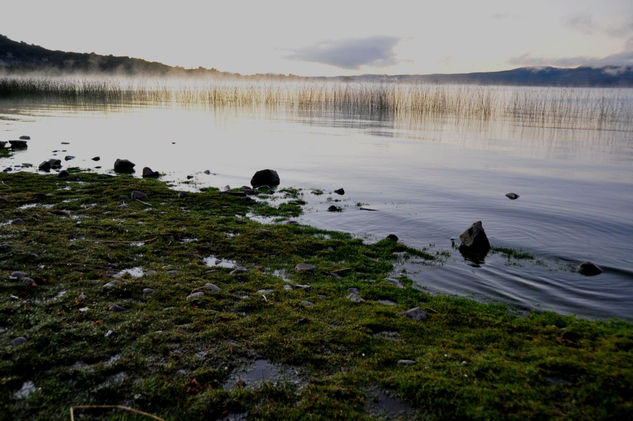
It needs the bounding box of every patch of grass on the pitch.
[492,247,535,260]
[0,172,631,420]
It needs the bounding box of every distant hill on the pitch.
[2,34,633,86]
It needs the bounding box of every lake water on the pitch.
[1,86,632,320]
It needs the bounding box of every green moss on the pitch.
[492,247,535,260]
[0,172,631,420]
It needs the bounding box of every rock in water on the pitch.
[19,135,30,140]
[9,140,28,149]
[506,192,520,200]
[578,261,603,276]
[334,188,345,195]
[48,159,62,169]
[114,159,135,173]
[92,156,100,161]
[250,169,280,188]
[38,161,51,172]
[386,234,399,242]
[142,167,159,178]
[459,221,491,258]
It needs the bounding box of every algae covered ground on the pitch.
[1,171,632,420]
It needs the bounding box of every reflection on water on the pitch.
[1,88,633,320]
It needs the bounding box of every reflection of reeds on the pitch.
[1,75,631,129]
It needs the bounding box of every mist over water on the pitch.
[2,79,632,319]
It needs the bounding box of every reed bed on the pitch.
[1,74,632,129]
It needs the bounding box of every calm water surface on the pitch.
[1,93,632,320]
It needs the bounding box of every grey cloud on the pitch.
[288,36,400,69]
[564,13,596,34]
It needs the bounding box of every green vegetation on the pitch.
[492,247,535,260]
[1,172,632,420]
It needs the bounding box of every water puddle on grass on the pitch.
[223,359,303,390]
[204,256,237,269]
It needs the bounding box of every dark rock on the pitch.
[506,192,520,200]
[578,261,603,276]
[301,300,314,307]
[328,205,342,212]
[402,307,427,321]
[58,170,69,178]
[9,140,28,149]
[359,207,377,211]
[9,271,28,280]
[203,169,211,175]
[10,337,27,346]
[386,234,399,242]
[114,159,135,173]
[250,169,280,188]
[142,288,155,295]
[19,135,30,140]
[48,159,62,169]
[377,299,397,306]
[11,218,24,225]
[0,244,11,253]
[242,186,255,195]
[334,188,345,195]
[186,175,194,180]
[178,192,187,198]
[38,161,51,172]
[3,167,11,173]
[64,155,75,161]
[131,191,148,200]
[295,263,315,272]
[22,277,36,287]
[458,221,491,259]
[108,304,128,312]
[61,141,70,145]
[92,156,100,161]
[0,141,6,148]
[142,167,159,178]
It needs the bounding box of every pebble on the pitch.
[295,263,315,272]
[385,278,404,288]
[166,270,180,275]
[347,287,360,294]
[22,277,36,287]
[346,292,365,302]
[64,155,75,161]
[295,284,311,289]
[92,156,100,161]
[103,280,120,288]
[187,291,205,300]
[11,218,24,225]
[402,307,428,321]
[204,283,221,292]
[505,192,520,200]
[397,359,417,366]
[257,288,274,294]
[327,205,342,212]
[9,271,28,280]
[109,304,128,312]
[283,285,293,291]
[142,288,155,295]
[334,188,345,195]
[301,300,314,307]
[377,299,398,306]
[10,336,27,346]
[131,191,148,200]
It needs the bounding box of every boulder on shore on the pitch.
[250,169,280,188]
[9,140,28,149]
[458,221,491,259]
[114,159,135,174]
[142,167,160,178]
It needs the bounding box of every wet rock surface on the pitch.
[250,169,280,188]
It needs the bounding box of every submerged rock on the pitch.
[9,140,28,149]
[334,188,345,195]
[64,155,75,161]
[114,159,135,173]
[458,221,491,259]
[506,192,520,200]
[386,234,399,242]
[250,169,280,188]
[578,261,603,276]
[92,156,100,161]
[142,167,160,178]
[19,135,30,140]
[328,205,342,212]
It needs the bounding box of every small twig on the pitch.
[424,307,439,314]
[70,405,164,421]
[135,198,152,207]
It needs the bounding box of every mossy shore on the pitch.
[1,171,632,420]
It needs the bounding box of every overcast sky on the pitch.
[2,0,632,76]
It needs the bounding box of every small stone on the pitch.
[109,304,128,312]
[377,299,397,306]
[22,277,36,287]
[204,283,221,292]
[187,291,205,300]
[230,267,248,274]
[61,141,70,145]
[346,292,365,302]
[58,170,69,178]
[295,284,312,289]
[64,155,75,161]
[295,263,315,272]
[186,175,194,179]
[19,135,30,140]
[347,287,360,294]
[166,270,180,275]
[9,271,28,280]
[301,300,314,307]
[142,288,155,295]
[459,221,491,258]
[334,188,345,195]
[11,218,24,225]
[578,261,603,276]
[203,169,211,175]
[114,158,135,173]
[38,161,51,172]
[402,307,427,321]
[92,156,100,161]
[10,336,27,346]
[397,359,417,366]
[257,288,274,294]
[505,192,520,200]
[103,280,120,288]
[385,278,404,288]
[14,381,37,399]
[283,285,293,291]
[145,270,157,276]
[386,234,399,242]
[131,191,148,200]
[328,205,342,212]
[9,140,28,149]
